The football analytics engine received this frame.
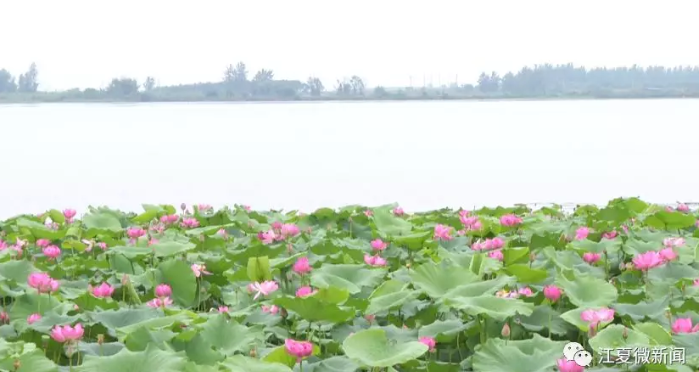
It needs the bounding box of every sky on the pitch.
[1,0,698,91]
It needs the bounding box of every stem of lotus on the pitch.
[68,354,73,372]
[603,251,609,280]
[299,360,303,372]
[548,309,552,338]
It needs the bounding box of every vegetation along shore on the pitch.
[3,63,699,103]
[0,198,697,371]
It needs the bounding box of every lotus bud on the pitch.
[622,327,628,340]
[529,253,536,262]
[249,348,257,357]
[41,335,49,345]
[180,203,187,211]
[13,359,20,371]
[406,262,411,269]
[97,334,105,345]
[501,323,511,338]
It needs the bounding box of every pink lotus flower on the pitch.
[471,237,505,251]
[260,230,277,244]
[295,286,317,297]
[518,287,534,297]
[0,240,6,250]
[0,312,8,324]
[218,306,229,313]
[27,313,41,324]
[633,251,664,271]
[663,237,685,248]
[96,242,107,250]
[292,257,312,275]
[147,297,173,308]
[155,284,172,298]
[433,224,453,241]
[500,214,522,227]
[364,254,387,267]
[281,224,300,239]
[180,218,200,228]
[243,205,251,212]
[63,209,77,222]
[557,359,584,372]
[36,239,50,248]
[91,282,115,298]
[583,252,601,264]
[581,307,615,328]
[671,318,699,334]
[148,238,159,246]
[248,281,279,300]
[126,227,146,239]
[217,229,228,238]
[27,272,59,293]
[160,214,179,224]
[488,250,504,261]
[602,231,617,239]
[197,204,213,211]
[393,207,404,216]
[575,227,590,240]
[694,278,699,286]
[285,339,313,362]
[262,305,279,314]
[43,245,61,259]
[495,289,520,298]
[365,314,375,323]
[370,239,388,251]
[419,336,437,352]
[50,324,84,343]
[543,285,562,302]
[659,248,678,262]
[459,214,482,230]
[191,264,211,277]
[677,203,690,212]
[363,210,373,217]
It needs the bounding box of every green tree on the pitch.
[0,69,17,93]
[305,77,324,96]
[106,78,139,96]
[143,77,156,92]
[17,63,39,93]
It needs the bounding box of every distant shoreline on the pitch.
[2,94,698,105]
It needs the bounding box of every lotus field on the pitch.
[1,198,699,372]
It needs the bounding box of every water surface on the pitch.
[1,100,696,217]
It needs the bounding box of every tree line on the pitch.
[3,62,699,102]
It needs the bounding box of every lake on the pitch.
[1,99,697,218]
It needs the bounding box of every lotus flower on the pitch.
[27,272,59,293]
[155,284,172,298]
[27,313,41,324]
[677,203,690,212]
[218,306,229,313]
[160,214,179,224]
[602,231,617,239]
[581,307,615,328]
[370,239,388,251]
[659,248,677,262]
[663,237,685,248]
[295,286,316,297]
[500,214,522,227]
[180,217,200,228]
[63,209,77,222]
[363,210,373,217]
[518,287,534,297]
[575,227,590,240]
[126,227,146,239]
[419,336,437,352]
[191,264,211,277]
[671,318,699,334]
[36,239,50,248]
[262,305,279,314]
[197,204,212,211]
[284,339,313,362]
[260,230,277,244]
[433,224,453,241]
[42,245,61,259]
[91,282,115,298]
[292,257,312,275]
[632,251,663,271]
[364,254,387,267]
[543,285,562,302]
[146,297,173,308]
[51,324,84,343]
[488,250,504,261]
[582,252,601,264]
[248,281,279,300]
[557,359,584,372]
[393,207,404,216]
[280,224,300,239]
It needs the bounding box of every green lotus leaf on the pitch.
[342,328,428,367]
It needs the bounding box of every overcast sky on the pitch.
[2,0,698,91]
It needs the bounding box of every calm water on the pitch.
[1,99,697,218]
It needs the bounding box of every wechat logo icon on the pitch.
[563,342,593,367]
